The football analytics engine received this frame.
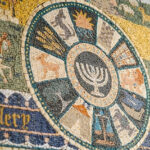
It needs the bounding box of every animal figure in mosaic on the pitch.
[118,4,135,16]
[51,9,75,40]
[36,53,60,79]
[121,69,144,94]
[113,109,135,136]
[0,32,12,83]
[138,7,150,24]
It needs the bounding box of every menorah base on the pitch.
[91,90,105,97]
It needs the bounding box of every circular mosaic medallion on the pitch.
[22,1,150,150]
[67,43,118,107]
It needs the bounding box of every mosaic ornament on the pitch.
[0,89,77,150]
[22,0,150,150]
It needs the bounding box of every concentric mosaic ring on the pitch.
[22,0,150,149]
[67,43,119,107]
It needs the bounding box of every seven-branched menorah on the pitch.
[76,62,109,97]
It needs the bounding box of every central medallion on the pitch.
[75,51,112,97]
[67,43,119,107]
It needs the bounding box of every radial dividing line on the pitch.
[58,95,79,120]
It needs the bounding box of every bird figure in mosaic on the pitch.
[138,7,150,24]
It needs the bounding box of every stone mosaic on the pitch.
[0,0,150,150]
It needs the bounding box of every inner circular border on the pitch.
[67,43,118,107]
[21,1,150,150]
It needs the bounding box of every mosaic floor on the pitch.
[0,0,150,150]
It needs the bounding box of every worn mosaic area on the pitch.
[0,0,150,150]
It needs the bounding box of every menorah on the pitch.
[76,62,108,97]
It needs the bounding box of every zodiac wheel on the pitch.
[22,1,150,149]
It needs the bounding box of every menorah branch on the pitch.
[76,62,109,97]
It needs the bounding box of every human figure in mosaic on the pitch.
[0,32,12,83]
[0,32,11,56]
